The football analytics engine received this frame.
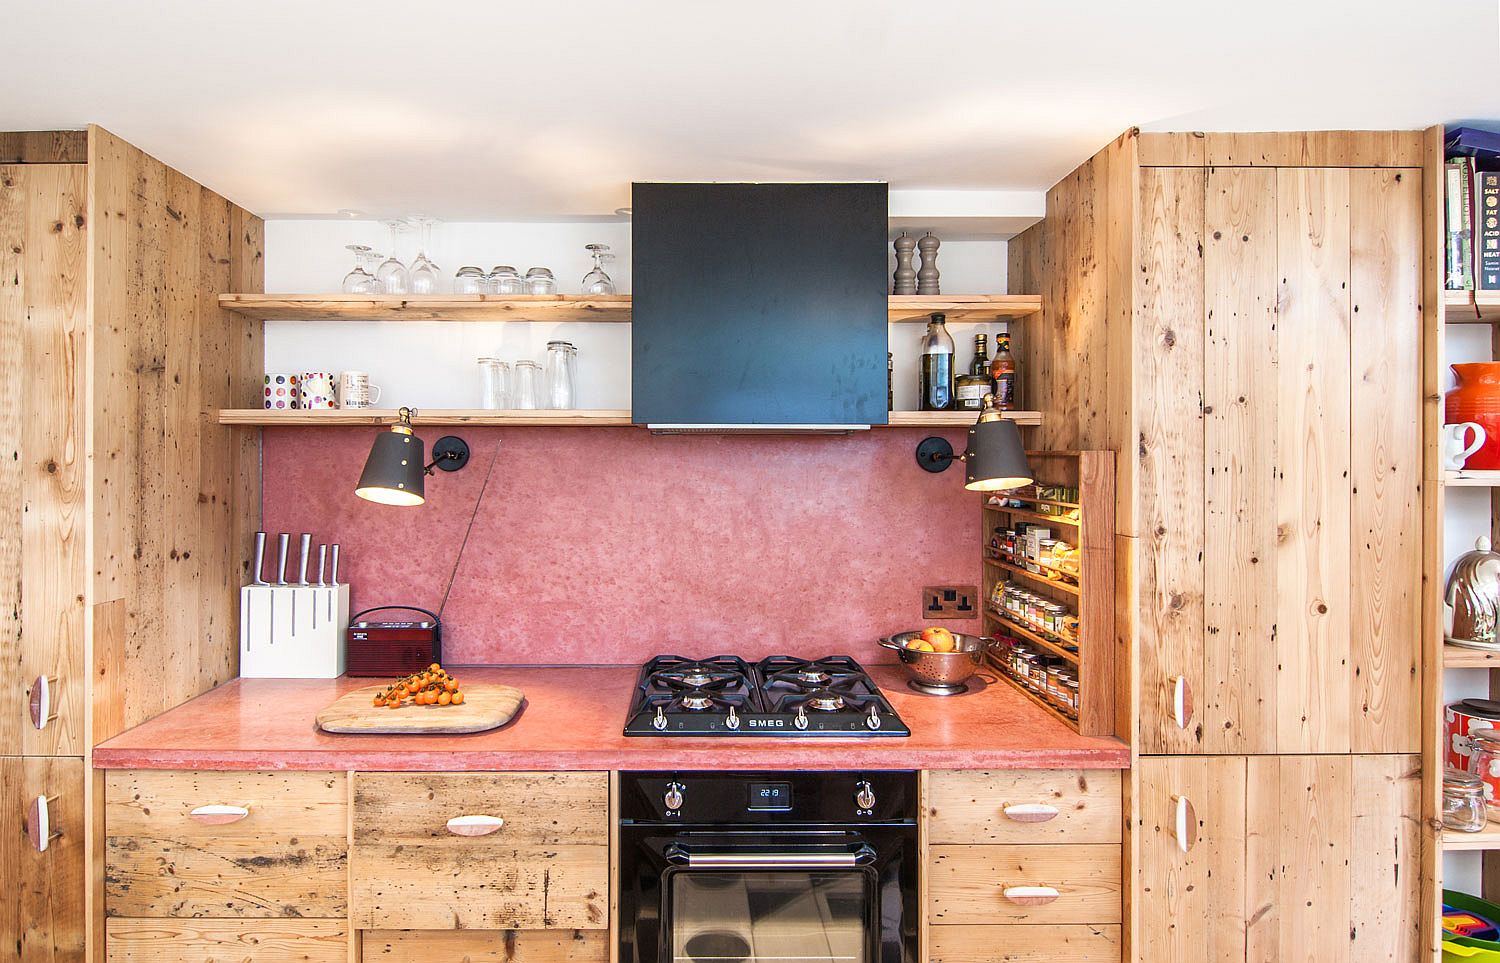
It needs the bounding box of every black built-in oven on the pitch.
[618,771,918,963]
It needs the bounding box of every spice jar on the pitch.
[1445,767,1490,832]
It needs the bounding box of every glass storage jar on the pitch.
[1470,729,1500,819]
[1445,767,1489,832]
[544,340,578,409]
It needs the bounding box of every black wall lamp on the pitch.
[355,407,470,506]
[915,395,1034,491]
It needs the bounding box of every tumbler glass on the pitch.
[525,267,556,295]
[489,266,525,295]
[477,358,510,410]
[455,266,486,295]
[512,360,542,409]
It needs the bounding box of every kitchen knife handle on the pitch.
[252,532,267,585]
[298,533,312,585]
[317,545,327,586]
[276,534,289,585]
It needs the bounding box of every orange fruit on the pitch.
[908,640,935,652]
[921,626,956,652]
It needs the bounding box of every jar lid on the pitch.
[1474,728,1500,751]
[1446,767,1485,787]
[546,340,576,349]
[1456,698,1500,719]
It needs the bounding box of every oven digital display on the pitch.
[747,782,793,811]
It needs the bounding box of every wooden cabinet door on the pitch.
[0,163,87,757]
[1,755,85,962]
[1134,754,1419,963]
[1135,164,1422,755]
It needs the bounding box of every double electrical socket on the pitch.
[923,585,978,619]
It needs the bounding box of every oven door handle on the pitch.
[666,843,877,869]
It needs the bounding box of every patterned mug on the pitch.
[300,372,337,410]
[339,371,383,409]
[264,372,300,409]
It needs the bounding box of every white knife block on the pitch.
[239,584,349,678]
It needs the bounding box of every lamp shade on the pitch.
[355,426,426,506]
[963,417,1033,492]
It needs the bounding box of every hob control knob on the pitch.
[855,780,876,811]
[664,782,685,811]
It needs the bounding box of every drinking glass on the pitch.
[342,244,376,293]
[477,358,510,409]
[581,243,616,294]
[524,267,556,295]
[375,220,410,294]
[407,216,442,294]
[454,266,486,294]
[490,266,524,295]
[512,360,542,409]
[544,340,577,409]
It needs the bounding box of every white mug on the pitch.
[1444,422,1486,471]
[338,371,383,409]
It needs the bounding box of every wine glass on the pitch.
[342,244,376,293]
[407,216,442,294]
[581,243,616,294]
[375,220,410,294]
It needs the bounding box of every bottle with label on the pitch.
[990,332,1017,410]
[919,313,956,411]
[955,333,991,411]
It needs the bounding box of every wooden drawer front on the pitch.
[928,845,1121,925]
[927,770,1121,844]
[106,919,348,962]
[928,924,1120,962]
[105,770,348,918]
[363,929,607,961]
[351,772,609,930]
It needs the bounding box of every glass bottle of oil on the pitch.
[919,313,955,411]
[989,332,1017,410]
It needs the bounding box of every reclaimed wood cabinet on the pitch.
[2,127,264,962]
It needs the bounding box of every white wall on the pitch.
[262,219,1010,411]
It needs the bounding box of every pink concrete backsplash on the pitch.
[261,427,981,665]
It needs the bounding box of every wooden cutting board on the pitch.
[316,683,525,734]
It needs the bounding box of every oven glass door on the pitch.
[668,870,874,963]
[662,834,878,963]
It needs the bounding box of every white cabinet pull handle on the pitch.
[189,805,250,825]
[1172,675,1194,729]
[29,675,58,731]
[1002,885,1060,905]
[1172,794,1197,853]
[28,794,61,852]
[447,815,504,837]
[1002,804,1059,823]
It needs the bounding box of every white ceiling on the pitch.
[6,0,1497,221]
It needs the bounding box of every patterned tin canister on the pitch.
[1447,698,1500,804]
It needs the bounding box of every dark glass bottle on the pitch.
[955,334,991,411]
[990,332,1017,409]
[919,313,956,411]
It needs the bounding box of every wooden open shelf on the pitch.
[1445,291,1500,324]
[1444,470,1500,487]
[219,293,1042,324]
[984,556,1082,597]
[217,408,1043,429]
[1445,644,1500,668]
[980,450,1115,737]
[986,657,1080,728]
[1444,818,1500,851]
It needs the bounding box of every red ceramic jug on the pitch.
[1448,363,1500,470]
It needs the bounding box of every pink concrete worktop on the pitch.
[93,666,1128,771]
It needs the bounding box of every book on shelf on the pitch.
[1480,170,1500,292]
[1449,157,1476,291]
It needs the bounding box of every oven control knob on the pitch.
[855,781,876,811]
[664,782,685,811]
[794,706,809,731]
[725,706,741,730]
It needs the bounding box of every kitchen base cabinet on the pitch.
[928,845,1123,926]
[104,771,348,919]
[350,772,609,930]
[1135,754,1419,963]
[362,929,607,961]
[104,919,347,962]
[928,924,1120,963]
[2,756,85,962]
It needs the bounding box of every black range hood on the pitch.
[631,182,889,430]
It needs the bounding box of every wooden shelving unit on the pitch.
[1445,820,1500,852]
[1445,291,1500,324]
[218,408,1043,428]
[219,292,1043,324]
[1445,470,1500,487]
[980,450,1115,736]
[1445,644,1500,669]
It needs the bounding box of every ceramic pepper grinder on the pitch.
[892,231,917,295]
[916,232,941,295]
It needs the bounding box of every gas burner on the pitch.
[789,668,832,686]
[678,690,718,711]
[802,688,847,712]
[674,667,720,687]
